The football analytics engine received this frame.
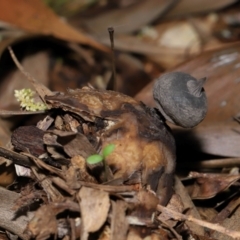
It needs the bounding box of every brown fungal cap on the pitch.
[45,86,176,205]
[153,72,208,128]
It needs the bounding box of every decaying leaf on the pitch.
[0,0,107,51]
[84,0,177,35]
[158,194,184,228]
[26,204,58,240]
[174,176,204,236]
[78,187,110,237]
[189,172,240,199]
[128,190,159,226]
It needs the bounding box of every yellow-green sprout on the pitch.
[14,88,48,111]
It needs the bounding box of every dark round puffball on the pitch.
[153,72,207,128]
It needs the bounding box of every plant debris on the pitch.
[0,49,179,240]
[1,1,240,240]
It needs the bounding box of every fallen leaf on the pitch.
[165,0,238,18]
[174,176,204,236]
[189,172,240,199]
[78,187,110,234]
[84,0,177,35]
[0,0,107,51]
[175,124,240,157]
[26,204,57,239]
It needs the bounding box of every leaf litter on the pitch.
[0,48,178,239]
[0,1,240,240]
[0,44,237,240]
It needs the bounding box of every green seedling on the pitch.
[86,144,115,165]
[86,154,103,165]
[87,144,115,181]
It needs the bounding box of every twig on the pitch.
[108,27,117,91]
[157,205,240,239]
[0,109,46,116]
[76,180,138,193]
[22,152,64,178]
[8,46,53,105]
[0,146,32,167]
[178,158,240,169]
[158,218,182,240]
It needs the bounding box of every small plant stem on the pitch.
[108,27,117,91]
[103,158,113,182]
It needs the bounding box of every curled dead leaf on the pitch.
[189,172,240,199]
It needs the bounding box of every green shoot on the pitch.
[86,144,115,165]
[102,144,115,159]
[86,154,103,164]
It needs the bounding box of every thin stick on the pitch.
[157,205,240,239]
[178,158,240,169]
[0,109,46,116]
[8,46,53,104]
[0,146,32,167]
[108,27,117,91]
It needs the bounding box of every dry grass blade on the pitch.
[8,46,53,105]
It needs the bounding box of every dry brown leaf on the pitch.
[26,204,57,239]
[165,0,238,18]
[177,124,240,157]
[0,0,107,51]
[174,176,205,236]
[159,194,184,228]
[84,0,177,36]
[128,190,159,225]
[189,172,240,199]
[78,187,110,234]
